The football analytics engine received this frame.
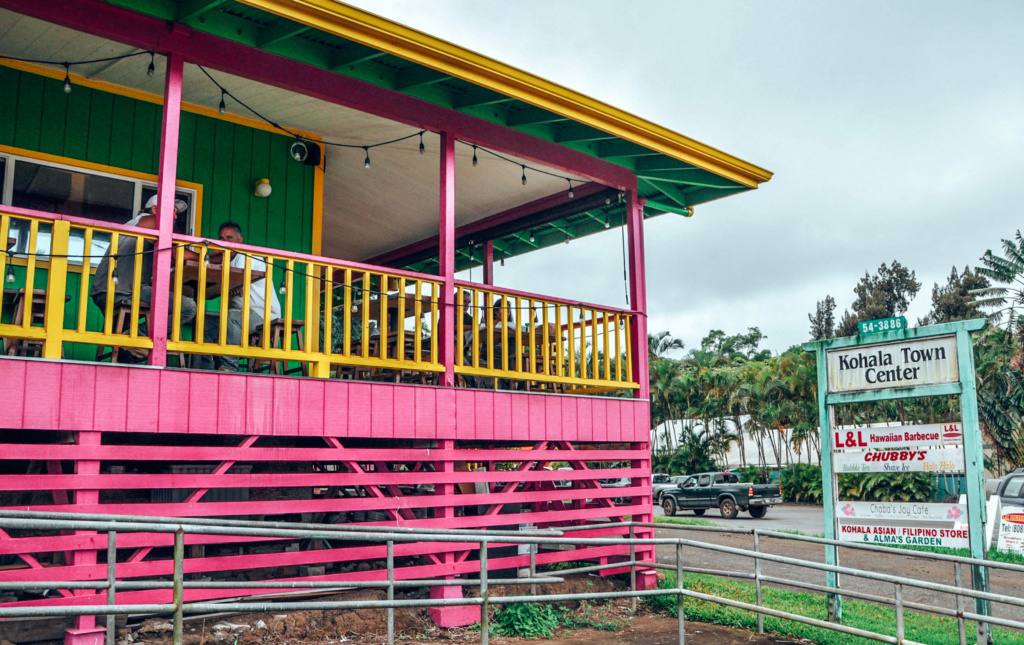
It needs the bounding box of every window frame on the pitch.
[1,151,197,234]
[0,146,202,269]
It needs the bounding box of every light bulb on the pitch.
[564,233,570,245]
[147,53,155,77]
[521,166,527,186]
[279,285,286,295]
[419,132,425,155]
[5,272,14,284]
[500,257,505,267]
[567,180,574,199]
[604,216,610,229]
[112,276,119,285]
[219,92,226,115]
[63,65,71,94]
[472,146,478,167]
[363,148,371,169]
[529,232,535,243]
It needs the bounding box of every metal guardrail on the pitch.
[0,512,1022,645]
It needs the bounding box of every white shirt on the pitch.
[229,253,282,321]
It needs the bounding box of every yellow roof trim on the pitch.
[236,0,772,188]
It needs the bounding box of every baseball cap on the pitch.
[144,194,188,214]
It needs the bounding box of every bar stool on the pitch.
[95,302,152,363]
[4,289,69,357]
[249,318,306,376]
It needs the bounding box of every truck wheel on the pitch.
[719,498,738,520]
[693,509,706,516]
[662,496,677,517]
[749,506,767,519]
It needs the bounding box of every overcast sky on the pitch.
[349,1,1024,355]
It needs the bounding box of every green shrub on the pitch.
[837,472,935,502]
[780,464,824,504]
[737,465,771,484]
[493,602,560,638]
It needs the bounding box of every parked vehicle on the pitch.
[660,471,783,519]
[653,475,689,504]
[652,473,672,484]
[997,473,1024,507]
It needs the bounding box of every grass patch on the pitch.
[654,516,721,527]
[645,572,1023,645]
[493,600,621,638]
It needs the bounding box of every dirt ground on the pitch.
[118,576,795,645]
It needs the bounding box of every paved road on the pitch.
[654,502,827,535]
[649,507,1021,624]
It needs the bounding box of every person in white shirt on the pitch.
[195,222,282,372]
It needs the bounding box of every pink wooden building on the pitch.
[0,1,771,642]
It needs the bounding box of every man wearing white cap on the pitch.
[126,194,189,227]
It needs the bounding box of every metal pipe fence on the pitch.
[0,511,1021,645]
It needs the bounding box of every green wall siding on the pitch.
[0,65,317,361]
[0,64,315,250]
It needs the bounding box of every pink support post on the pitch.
[65,431,104,645]
[482,240,494,286]
[148,52,184,368]
[438,132,456,387]
[625,191,649,399]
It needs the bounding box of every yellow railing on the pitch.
[454,283,637,392]
[167,237,444,379]
[1,208,637,393]
[1,209,156,359]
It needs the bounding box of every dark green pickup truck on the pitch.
[660,471,783,519]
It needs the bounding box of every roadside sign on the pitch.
[832,447,964,474]
[805,319,990,638]
[839,524,970,548]
[996,505,1024,555]
[826,335,959,393]
[836,501,964,522]
[833,422,963,450]
[858,316,907,335]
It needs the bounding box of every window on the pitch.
[1005,476,1024,499]
[697,475,710,486]
[1,152,195,265]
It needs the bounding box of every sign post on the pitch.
[804,319,989,643]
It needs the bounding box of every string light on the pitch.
[500,255,505,267]
[564,232,570,244]
[218,90,226,115]
[363,147,371,169]
[604,214,610,229]
[521,165,527,186]
[418,132,425,155]
[567,179,574,199]
[472,145,478,167]
[529,231,535,243]
[5,270,15,284]
[62,64,71,94]
[147,52,155,77]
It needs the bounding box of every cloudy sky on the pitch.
[350,0,1024,355]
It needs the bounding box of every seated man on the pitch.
[195,222,282,372]
[90,208,197,360]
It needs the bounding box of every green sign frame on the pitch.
[804,319,989,643]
